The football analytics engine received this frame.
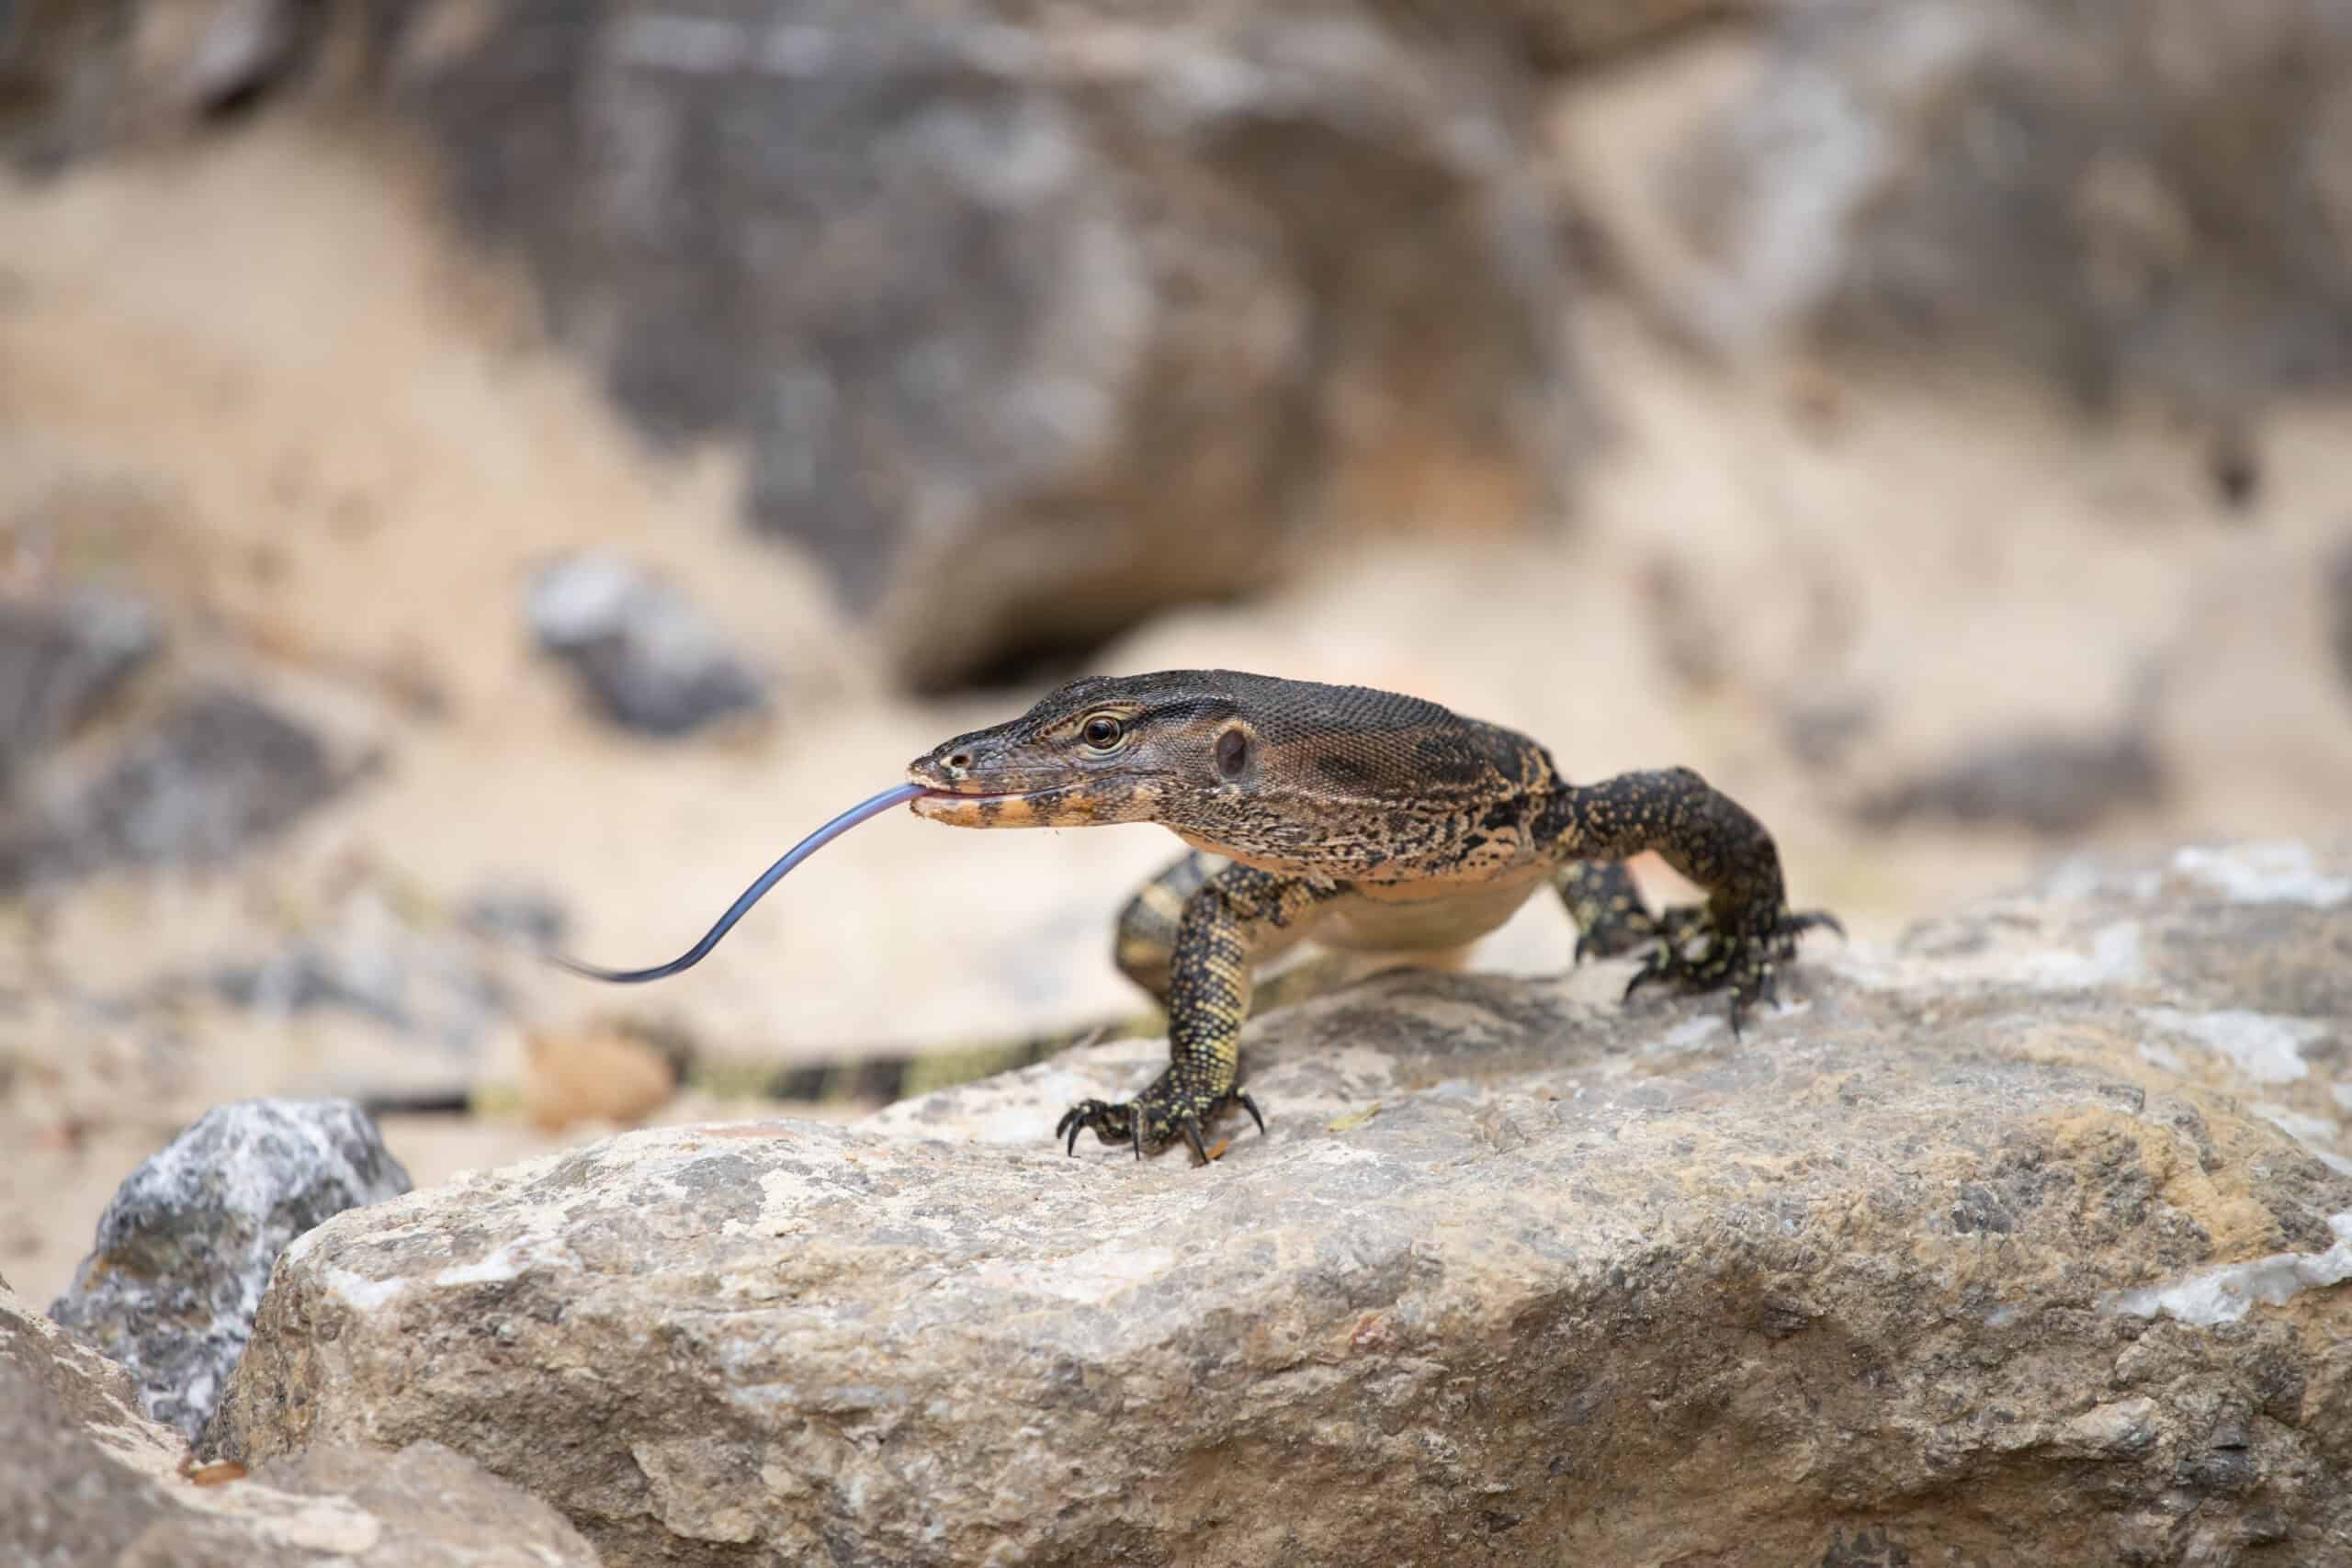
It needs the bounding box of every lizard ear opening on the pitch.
[1216,727,1250,780]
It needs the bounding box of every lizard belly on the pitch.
[1313,873,1546,954]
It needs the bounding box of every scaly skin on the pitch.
[907,670,1838,1161]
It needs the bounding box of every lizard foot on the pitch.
[1056,1089,1266,1163]
[1621,904,1843,1036]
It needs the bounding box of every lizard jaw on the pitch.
[906,782,1126,829]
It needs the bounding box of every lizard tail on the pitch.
[548,782,928,983]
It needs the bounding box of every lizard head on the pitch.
[906,671,1235,830]
[908,670,1544,877]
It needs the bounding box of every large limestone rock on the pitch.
[210,840,2352,1565]
[2,1282,602,1566]
[51,1099,413,1441]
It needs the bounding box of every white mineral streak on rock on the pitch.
[2173,842,2352,908]
[2103,1215,2352,1326]
[2139,1008,2325,1084]
[2255,1103,2344,1150]
[2019,920,2144,987]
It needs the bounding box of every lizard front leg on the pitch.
[1060,864,1340,1162]
[1544,768,1839,1032]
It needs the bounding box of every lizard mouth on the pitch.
[905,778,1104,827]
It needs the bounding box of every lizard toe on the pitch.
[1178,1116,1211,1164]
[1054,1099,1134,1156]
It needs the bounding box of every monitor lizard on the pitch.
[560,669,1840,1164]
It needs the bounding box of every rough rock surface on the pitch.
[212,841,2352,1566]
[2,1283,603,1567]
[527,554,769,737]
[51,1099,413,1441]
[1657,0,2352,419]
[390,0,1579,689]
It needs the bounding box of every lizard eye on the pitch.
[1080,715,1125,750]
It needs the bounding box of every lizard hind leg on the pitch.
[1061,864,1339,1162]
[1111,852,1226,1002]
[1554,860,1667,961]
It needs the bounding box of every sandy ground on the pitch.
[4,118,2348,1305]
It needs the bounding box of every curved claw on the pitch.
[1236,1091,1267,1138]
[1179,1118,1210,1164]
[1623,952,1675,1001]
[1132,1114,1144,1160]
[1784,909,1845,942]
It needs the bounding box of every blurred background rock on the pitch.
[2,0,2347,1300]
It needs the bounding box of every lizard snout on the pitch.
[907,744,980,791]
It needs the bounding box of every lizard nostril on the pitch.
[946,751,972,771]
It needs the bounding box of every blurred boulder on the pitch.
[5,0,1599,692]
[1851,726,2168,837]
[0,0,317,169]
[394,0,1582,689]
[0,589,162,784]
[49,1098,412,1442]
[0,685,353,889]
[1467,0,1765,70]
[527,554,768,736]
[4,1282,603,1568]
[199,884,518,1051]
[1655,0,2352,418]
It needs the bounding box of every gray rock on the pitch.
[1851,726,2168,836]
[458,883,572,949]
[211,841,2352,1566]
[51,1099,412,1441]
[0,588,163,784]
[0,685,351,888]
[1659,0,2352,422]
[397,0,1580,689]
[185,885,518,1052]
[2,1283,604,1567]
[1457,0,1778,70]
[0,0,316,170]
[527,555,768,737]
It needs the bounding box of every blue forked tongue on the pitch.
[549,782,928,983]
